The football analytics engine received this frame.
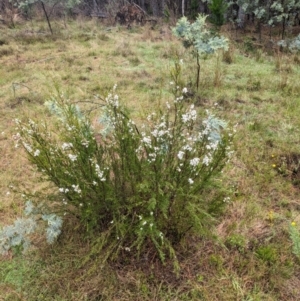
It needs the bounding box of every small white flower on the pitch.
[190,157,200,167]
[179,59,184,64]
[23,142,32,153]
[183,145,192,151]
[6,191,10,196]
[72,184,81,194]
[142,136,151,145]
[81,140,89,148]
[177,151,184,160]
[182,87,188,94]
[223,197,231,203]
[59,188,64,193]
[124,247,131,252]
[94,163,106,181]
[202,155,211,166]
[33,149,40,157]
[170,81,174,85]
[79,203,83,207]
[68,154,77,162]
[62,142,73,150]
[188,178,194,185]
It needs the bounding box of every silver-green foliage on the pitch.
[173,14,228,54]
[173,14,228,89]
[0,201,62,255]
[14,75,233,268]
[10,0,81,9]
[289,223,300,259]
[278,34,300,52]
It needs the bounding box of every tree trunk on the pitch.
[182,0,185,16]
[199,0,208,14]
[40,0,53,35]
[149,0,159,16]
[139,0,145,10]
[237,5,245,28]
[160,0,165,14]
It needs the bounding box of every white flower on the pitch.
[190,157,200,167]
[223,197,231,203]
[142,136,151,145]
[33,149,40,157]
[182,107,197,123]
[62,142,73,150]
[188,178,194,185]
[202,155,211,166]
[68,154,77,162]
[94,163,106,181]
[72,184,81,194]
[177,151,184,160]
[170,81,174,85]
[183,144,192,151]
[23,142,32,153]
[12,133,20,140]
[182,87,188,94]
[81,140,89,148]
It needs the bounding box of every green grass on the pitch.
[1,19,300,300]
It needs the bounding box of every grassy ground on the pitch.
[1,18,300,300]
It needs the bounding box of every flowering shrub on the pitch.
[12,78,233,269]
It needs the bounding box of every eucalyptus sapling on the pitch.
[173,14,228,90]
